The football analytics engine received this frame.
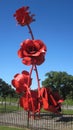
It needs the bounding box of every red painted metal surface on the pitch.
[12,6,64,119]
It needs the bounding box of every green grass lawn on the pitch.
[0,104,73,114]
[0,126,29,130]
[41,107,73,115]
[0,98,73,114]
[62,109,73,114]
[0,104,20,113]
[63,99,73,105]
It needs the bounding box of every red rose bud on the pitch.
[13,6,35,26]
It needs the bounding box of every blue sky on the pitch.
[0,0,73,89]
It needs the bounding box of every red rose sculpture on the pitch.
[13,6,35,26]
[18,39,47,65]
[12,5,63,118]
[11,70,32,94]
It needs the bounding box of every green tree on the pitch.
[42,71,73,99]
[0,78,18,111]
[0,78,16,98]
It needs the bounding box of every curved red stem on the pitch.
[27,24,41,114]
[27,24,34,40]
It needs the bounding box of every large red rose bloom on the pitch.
[18,39,47,65]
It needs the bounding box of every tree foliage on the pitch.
[0,78,16,98]
[42,71,73,99]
